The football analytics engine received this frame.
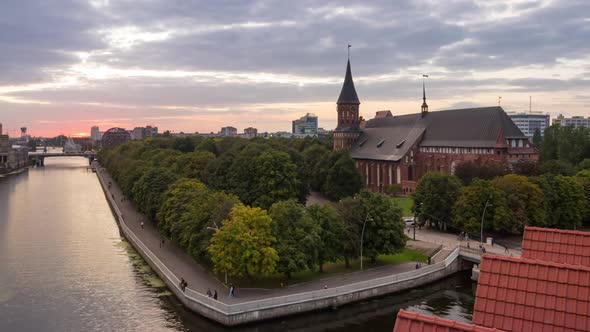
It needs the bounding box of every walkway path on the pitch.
[97,168,425,304]
[410,227,522,257]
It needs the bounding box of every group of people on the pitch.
[206,288,218,300]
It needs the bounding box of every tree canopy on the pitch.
[208,205,279,278]
[414,173,463,230]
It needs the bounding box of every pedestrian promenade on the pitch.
[96,168,425,304]
[411,227,522,257]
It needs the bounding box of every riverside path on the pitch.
[96,167,424,305]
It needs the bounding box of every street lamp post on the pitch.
[207,223,227,284]
[413,203,423,241]
[480,200,492,246]
[360,213,373,270]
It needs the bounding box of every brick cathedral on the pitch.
[333,60,539,194]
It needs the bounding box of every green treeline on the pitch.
[99,136,406,279]
[415,125,590,235]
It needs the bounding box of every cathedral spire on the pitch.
[421,74,429,117]
[337,59,360,104]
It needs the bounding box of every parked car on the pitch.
[403,217,415,227]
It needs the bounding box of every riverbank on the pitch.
[0,166,28,177]
[96,167,465,326]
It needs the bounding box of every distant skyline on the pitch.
[1,0,590,137]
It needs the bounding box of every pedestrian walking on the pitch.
[179,278,186,292]
[141,221,144,229]
[415,263,420,270]
[213,290,218,300]
[229,284,235,297]
[206,289,212,297]
[505,246,509,254]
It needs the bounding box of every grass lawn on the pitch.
[391,196,414,216]
[229,247,427,289]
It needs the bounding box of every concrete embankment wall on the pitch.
[96,170,463,326]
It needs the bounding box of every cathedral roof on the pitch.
[350,106,528,161]
[337,60,360,104]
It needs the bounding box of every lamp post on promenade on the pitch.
[360,213,373,271]
[413,203,423,241]
[480,200,492,246]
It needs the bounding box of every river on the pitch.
[0,156,475,332]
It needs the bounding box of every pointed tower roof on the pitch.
[421,81,428,109]
[337,60,360,104]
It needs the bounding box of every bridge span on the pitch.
[29,152,97,166]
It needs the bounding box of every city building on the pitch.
[90,126,102,141]
[292,113,318,136]
[553,114,590,128]
[243,127,258,139]
[507,111,550,138]
[219,126,237,137]
[101,127,132,149]
[131,126,158,140]
[333,59,538,194]
[0,123,29,174]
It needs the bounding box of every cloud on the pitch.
[0,0,589,136]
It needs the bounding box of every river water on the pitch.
[0,157,475,332]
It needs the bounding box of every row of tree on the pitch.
[414,171,590,235]
[159,180,406,278]
[98,136,403,279]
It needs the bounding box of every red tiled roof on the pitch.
[521,226,590,267]
[393,310,505,332]
[473,254,590,332]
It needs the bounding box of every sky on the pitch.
[1,0,589,137]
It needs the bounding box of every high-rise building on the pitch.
[90,126,102,141]
[220,126,237,137]
[292,113,318,136]
[244,127,258,139]
[507,112,550,138]
[553,114,590,128]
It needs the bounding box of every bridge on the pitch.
[29,152,97,166]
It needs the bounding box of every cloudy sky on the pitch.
[1,0,589,137]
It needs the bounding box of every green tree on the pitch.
[452,179,510,235]
[172,137,195,153]
[269,200,321,278]
[132,167,179,222]
[208,205,279,278]
[531,175,586,229]
[337,191,406,265]
[307,204,344,272]
[322,151,362,200]
[414,173,463,230]
[252,149,301,208]
[302,144,331,191]
[539,159,575,176]
[577,159,590,172]
[454,161,508,185]
[491,174,546,233]
[575,170,590,225]
[158,179,209,238]
[175,151,216,180]
[196,138,219,156]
